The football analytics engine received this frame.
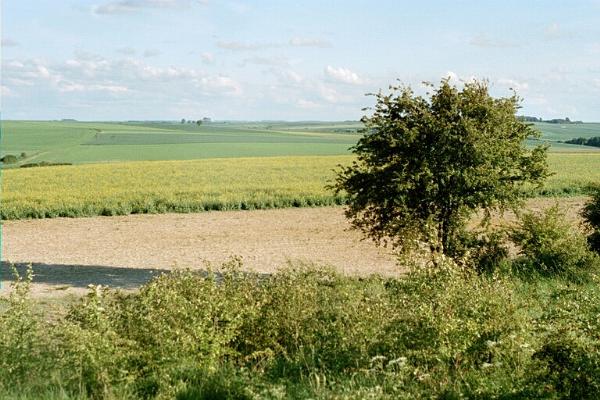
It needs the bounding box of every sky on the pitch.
[1,0,600,121]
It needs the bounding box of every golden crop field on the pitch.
[1,154,599,220]
[0,156,348,219]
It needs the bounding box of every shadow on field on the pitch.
[0,262,171,289]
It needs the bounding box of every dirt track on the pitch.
[1,207,399,297]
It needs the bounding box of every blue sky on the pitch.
[2,0,600,121]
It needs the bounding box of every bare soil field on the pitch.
[1,207,399,298]
[0,198,588,299]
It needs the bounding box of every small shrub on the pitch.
[582,187,600,253]
[449,229,510,273]
[532,336,600,399]
[1,154,18,164]
[509,205,599,279]
[20,152,27,158]
[20,161,73,168]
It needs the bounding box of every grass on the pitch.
[1,153,600,220]
[0,121,359,164]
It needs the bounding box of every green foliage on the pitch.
[451,229,510,273]
[0,266,44,387]
[3,258,600,399]
[334,79,549,260]
[20,161,73,168]
[564,136,600,148]
[582,187,600,253]
[1,154,19,164]
[509,205,599,278]
[532,337,600,399]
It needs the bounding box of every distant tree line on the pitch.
[181,117,211,125]
[564,137,600,148]
[518,116,583,124]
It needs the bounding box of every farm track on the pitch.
[0,197,588,299]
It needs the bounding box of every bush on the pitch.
[3,259,600,398]
[20,161,73,168]
[448,229,510,273]
[532,337,600,399]
[509,205,599,279]
[582,187,600,253]
[1,154,18,164]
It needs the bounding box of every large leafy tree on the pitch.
[333,79,548,260]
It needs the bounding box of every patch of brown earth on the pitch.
[0,197,588,298]
[1,207,399,298]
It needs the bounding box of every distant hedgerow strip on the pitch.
[0,194,347,219]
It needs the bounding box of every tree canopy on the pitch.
[333,79,549,260]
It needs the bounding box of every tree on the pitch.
[181,118,186,124]
[333,79,549,261]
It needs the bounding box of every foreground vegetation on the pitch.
[2,243,600,398]
[1,154,599,220]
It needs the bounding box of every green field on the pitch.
[0,121,360,165]
[533,122,600,141]
[527,122,600,152]
[1,120,599,166]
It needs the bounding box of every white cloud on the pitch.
[469,34,518,48]
[201,52,214,64]
[59,83,129,93]
[289,37,332,48]
[586,43,600,55]
[2,54,245,104]
[93,0,204,15]
[526,94,548,106]
[319,85,341,103]
[216,40,280,51]
[544,22,572,41]
[218,37,332,52]
[270,68,303,84]
[196,76,242,96]
[116,47,136,55]
[143,49,161,57]
[297,99,320,109]
[1,85,13,96]
[243,56,290,67]
[497,78,529,92]
[445,71,478,85]
[139,64,200,80]
[446,71,459,83]
[324,66,363,85]
[1,38,19,47]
